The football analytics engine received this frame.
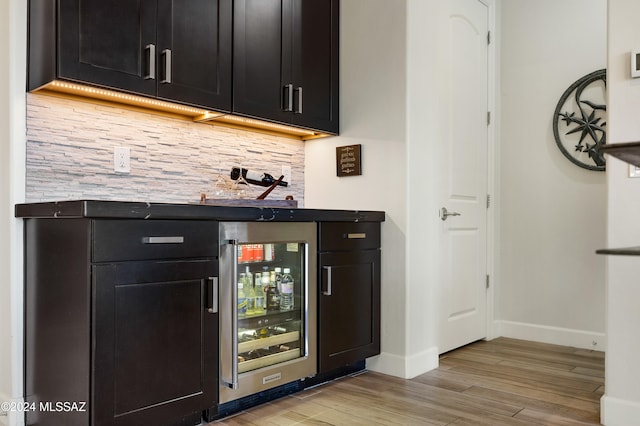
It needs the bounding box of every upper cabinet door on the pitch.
[58,0,158,95]
[233,0,292,125]
[156,0,232,111]
[291,0,339,134]
[233,0,339,134]
[56,0,232,111]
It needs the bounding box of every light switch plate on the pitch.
[632,51,640,78]
[628,164,640,178]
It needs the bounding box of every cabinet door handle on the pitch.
[161,49,172,84]
[283,84,294,112]
[208,277,218,314]
[294,87,303,114]
[144,44,156,80]
[322,266,332,296]
[141,236,184,244]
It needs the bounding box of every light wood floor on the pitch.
[212,337,604,425]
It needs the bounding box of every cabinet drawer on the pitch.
[319,222,380,251]
[93,220,218,262]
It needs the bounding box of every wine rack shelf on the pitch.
[239,349,301,373]
[238,331,300,354]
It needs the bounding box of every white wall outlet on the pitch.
[114,147,131,173]
[629,164,640,178]
[281,165,292,184]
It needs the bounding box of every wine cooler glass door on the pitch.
[236,242,305,373]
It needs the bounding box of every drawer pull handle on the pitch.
[346,233,366,239]
[141,236,184,244]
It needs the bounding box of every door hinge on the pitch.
[486,194,491,209]
[487,111,491,126]
[486,274,490,289]
[487,31,491,45]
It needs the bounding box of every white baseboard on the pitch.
[601,395,640,425]
[495,320,606,351]
[0,394,25,426]
[366,346,439,379]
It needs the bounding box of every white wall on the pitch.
[305,0,411,376]
[498,0,607,349]
[602,1,640,423]
[0,0,26,425]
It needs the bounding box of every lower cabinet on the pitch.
[317,222,381,373]
[22,215,383,424]
[24,219,219,426]
[92,260,218,425]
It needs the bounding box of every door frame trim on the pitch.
[482,0,498,342]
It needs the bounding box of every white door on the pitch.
[438,0,489,354]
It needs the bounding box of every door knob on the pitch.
[440,207,461,221]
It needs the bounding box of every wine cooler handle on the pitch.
[207,277,218,314]
[229,242,240,388]
[222,240,238,389]
[322,266,332,296]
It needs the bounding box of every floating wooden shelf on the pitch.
[596,246,640,256]
[600,142,640,168]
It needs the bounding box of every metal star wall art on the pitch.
[553,69,607,171]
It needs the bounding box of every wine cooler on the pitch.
[218,222,317,403]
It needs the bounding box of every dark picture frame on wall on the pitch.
[336,144,362,177]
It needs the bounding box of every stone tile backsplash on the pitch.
[26,93,305,205]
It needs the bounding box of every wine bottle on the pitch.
[230,167,288,187]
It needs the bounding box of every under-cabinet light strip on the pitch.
[216,115,318,136]
[41,80,327,139]
[48,80,208,115]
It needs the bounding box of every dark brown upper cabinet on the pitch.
[233,0,340,134]
[29,0,232,112]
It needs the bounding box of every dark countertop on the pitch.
[15,200,385,222]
